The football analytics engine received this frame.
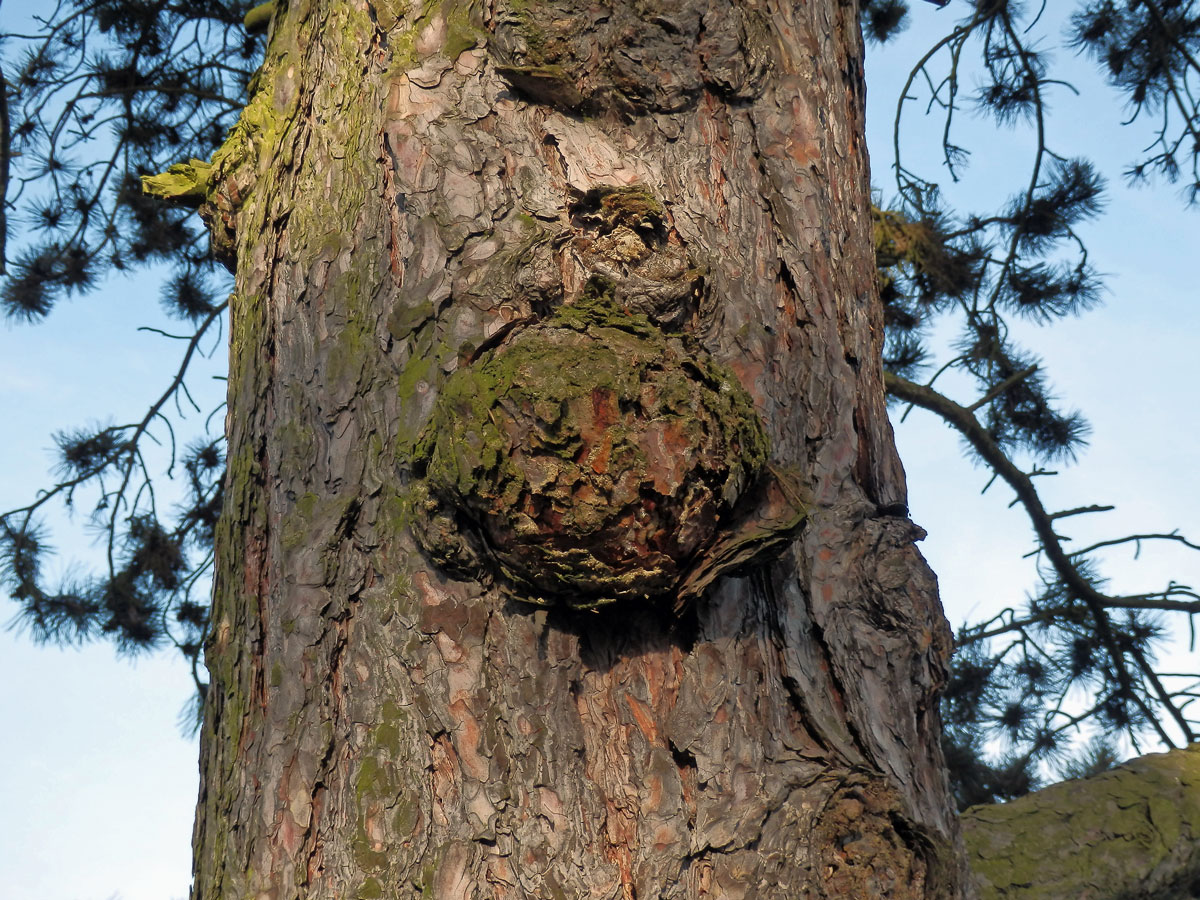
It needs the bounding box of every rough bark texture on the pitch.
[192,1,971,897]
[962,745,1200,900]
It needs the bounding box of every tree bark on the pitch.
[191,1,972,897]
[962,745,1200,900]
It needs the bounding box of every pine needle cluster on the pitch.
[866,0,1200,806]
[0,0,259,317]
[0,0,259,703]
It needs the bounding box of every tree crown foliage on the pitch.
[2,0,1199,805]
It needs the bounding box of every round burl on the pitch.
[413,295,768,606]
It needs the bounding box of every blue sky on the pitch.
[1,5,1196,900]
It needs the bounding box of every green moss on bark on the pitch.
[963,746,1200,900]
[140,159,213,205]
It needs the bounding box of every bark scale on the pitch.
[193,1,972,897]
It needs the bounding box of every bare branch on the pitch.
[1050,505,1114,521]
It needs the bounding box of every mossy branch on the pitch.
[962,745,1200,900]
[141,159,214,208]
[243,1,277,34]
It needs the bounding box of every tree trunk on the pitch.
[962,745,1200,900]
[191,1,971,897]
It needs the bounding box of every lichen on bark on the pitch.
[411,290,769,607]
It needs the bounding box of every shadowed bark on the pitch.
[188,1,973,897]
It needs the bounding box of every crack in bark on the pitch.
[380,132,406,280]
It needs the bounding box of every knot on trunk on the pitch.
[411,292,769,608]
[565,186,702,331]
[491,0,771,115]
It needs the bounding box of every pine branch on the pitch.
[0,63,10,275]
[1072,532,1200,556]
[885,371,1195,747]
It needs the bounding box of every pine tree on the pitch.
[2,1,1199,895]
